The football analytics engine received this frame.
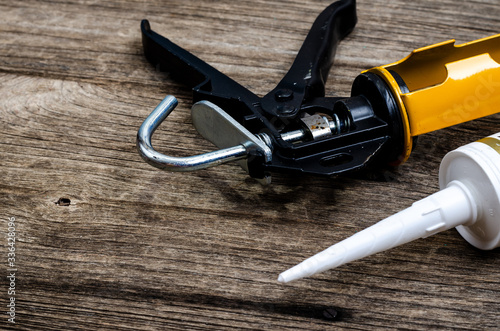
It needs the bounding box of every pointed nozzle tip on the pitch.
[278,268,304,283]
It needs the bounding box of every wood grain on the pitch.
[1,0,500,329]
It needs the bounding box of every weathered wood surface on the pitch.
[1,0,500,329]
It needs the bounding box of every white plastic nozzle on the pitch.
[279,133,500,283]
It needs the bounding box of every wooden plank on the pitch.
[1,0,500,329]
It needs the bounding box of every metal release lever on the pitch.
[137,96,248,172]
[137,96,272,178]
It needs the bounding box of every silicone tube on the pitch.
[279,133,500,283]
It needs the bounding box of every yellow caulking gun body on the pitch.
[279,133,500,283]
[369,34,500,163]
[138,0,500,183]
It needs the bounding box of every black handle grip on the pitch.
[261,0,357,118]
[141,20,259,106]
